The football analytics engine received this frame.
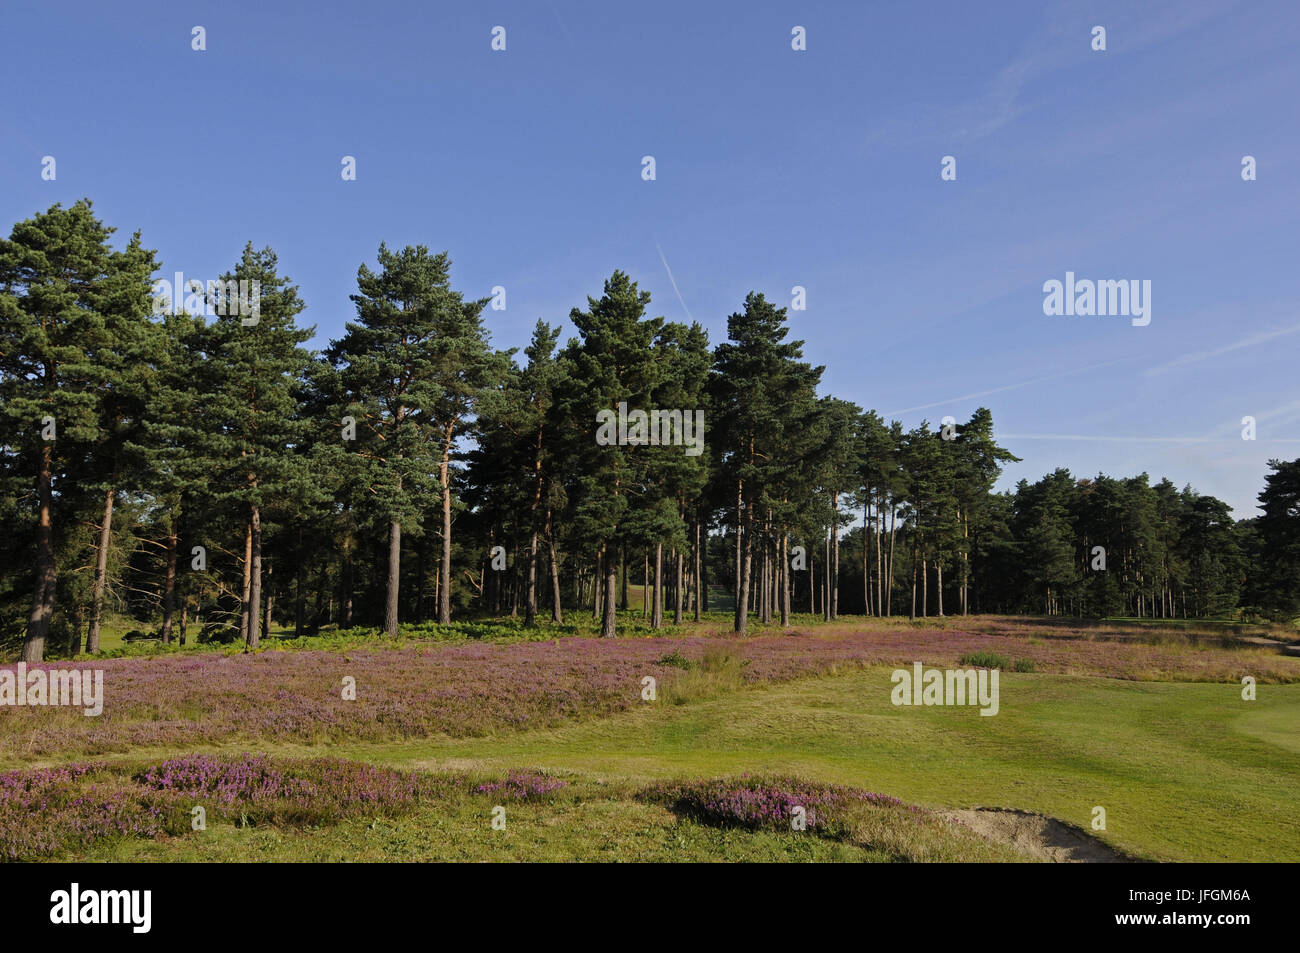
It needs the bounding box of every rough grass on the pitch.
[3,617,1297,862]
[7,757,1021,863]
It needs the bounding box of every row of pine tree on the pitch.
[3,201,1298,661]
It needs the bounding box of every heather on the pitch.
[640,775,909,833]
[2,621,1295,764]
[0,753,464,861]
[639,775,1024,862]
[475,769,566,801]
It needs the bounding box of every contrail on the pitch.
[997,433,1300,444]
[656,240,695,323]
[883,358,1130,417]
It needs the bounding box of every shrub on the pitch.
[959,650,1009,669]
[657,650,693,669]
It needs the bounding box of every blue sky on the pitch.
[3,0,1298,516]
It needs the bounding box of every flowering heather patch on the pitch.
[474,769,567,801]
[0,754,461,861]
[760,623,1300,685]
[2,622,1294,764]
[635,774,1026,861]
[132,753,460,826]
[0,762,185,861]
[639,775,911,834]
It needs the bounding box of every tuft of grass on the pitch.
[960,650,1009,669]
[657,650,694,670]
[660,645,749,705]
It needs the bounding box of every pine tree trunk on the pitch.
[810,549,817,615]
[262,559,273,642]
[962,512,969,616]
[921,554,928,618]
[863,501,871,617]
[601,547,617,638]
[876,490,884,617]
[416,537,427,623]
[313,557,326,629]
[525,529,539,627]
[701,542,709,612]
[735,504,752,635]
[247,504,263,649]
[161,525,178,644]
[831,492,840,620]
[240,521,253,645]
[910,540,918,620]
[438,430,453,625]
[23,443,57,663]
[693,520,702,622]
[546,511,563,623]
[341,541,353,629]
[87,486,115,654]
[887,505,896,617]
[937,559,944,616]
[674,546,684,624]
[385,519,401,637]
[780,531,791,626]
[734,483,743,624]
[295,526,306,635]
[823,528,831,621]
[652,542,663,628]
[620,546,629,610]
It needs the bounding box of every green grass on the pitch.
[82,793,887,863]
[303,667,1296,862]
[58,768,1025,863]
[15,614,1299,862]
[50,664,1298,862]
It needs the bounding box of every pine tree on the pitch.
[1255,458,1300,618]
[327,244,501,635]
[556,271,662,637]
[0,201,153,661]
[198,244,313,649]
[710,292,822,634]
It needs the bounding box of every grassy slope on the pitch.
[12,615,1299,862]
[67,666,1300,862]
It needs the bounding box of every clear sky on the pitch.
[3,0,1298,516]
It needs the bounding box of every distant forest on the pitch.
[3,200,1299,661]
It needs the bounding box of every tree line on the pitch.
[3,201,1297,661]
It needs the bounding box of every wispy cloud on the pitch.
[1146,320,1300,376]
[862,0,1238,148]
